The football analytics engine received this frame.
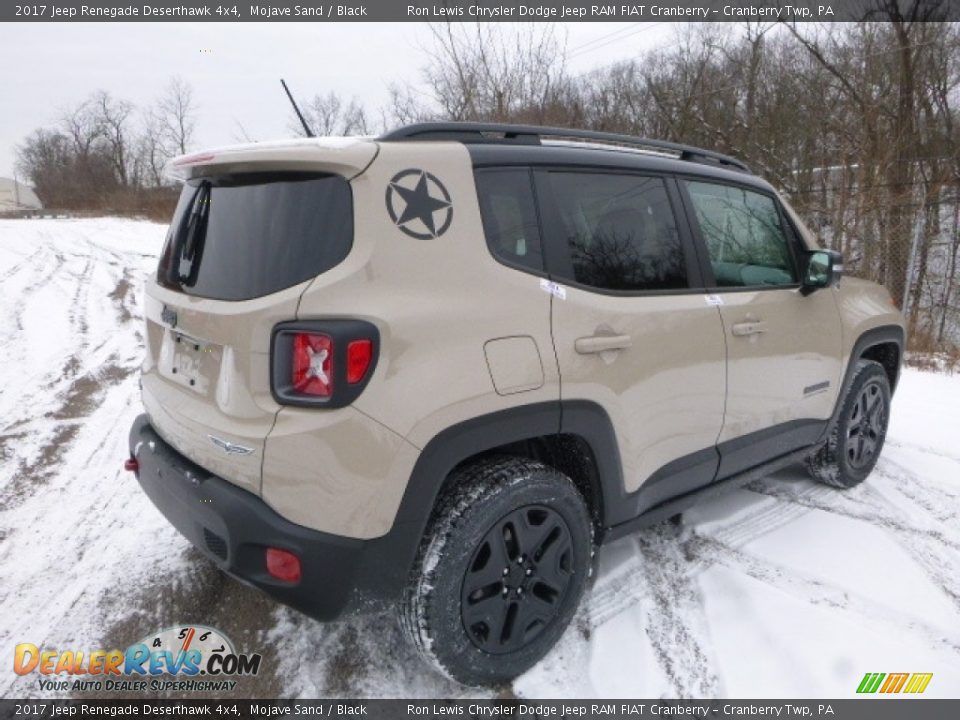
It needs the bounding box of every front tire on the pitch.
[400,457,593,686]
[807,359,891,489]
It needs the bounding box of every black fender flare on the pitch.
[358,400,625,607]
[819,324,904,443]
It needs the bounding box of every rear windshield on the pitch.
[157,172,352,301]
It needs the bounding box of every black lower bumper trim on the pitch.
[128,414,398,621]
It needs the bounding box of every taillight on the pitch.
[346,339,373,384]
[271,320,379,408]
[291,333,332,397]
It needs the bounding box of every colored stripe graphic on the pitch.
[904,673,933,694]
[880,673,909,693]
[857,673,885,693]
[857,672,932,694]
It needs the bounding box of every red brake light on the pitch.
[291,333,332,397]
[346,339,373,384]
[272,321,377,407]
[173,152,215,166]
[265,548,301,583]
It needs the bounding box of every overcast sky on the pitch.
[1,22,676,181]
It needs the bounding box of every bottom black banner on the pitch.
[1,700,958,720]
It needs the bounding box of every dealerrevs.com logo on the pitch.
[14,625,262,693]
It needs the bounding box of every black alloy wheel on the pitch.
[399,456,593,686]
[460,504,574,654]
[806,359,892,489]
[845,378,888,471]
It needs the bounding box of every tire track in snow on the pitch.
[1,361,136,510]
[0,246,75,413]
[583,464,960,694]
[0,246,55,338]
[587,498,960,680]
[0,379,143,695]
[631,525,721,697]
[0,223,145,506]
[874,455,960,519]
[0,220,168,699]
[885,439,960,465]
[684,532,960,656]
[0,246,44,284]
[0,221,164,697]
[587,486,809,628]
[747,464,960,615]
[745,477,960,551]
[581,488,813,696]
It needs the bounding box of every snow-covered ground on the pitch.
[1,218,958,699]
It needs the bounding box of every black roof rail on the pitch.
[379,122,751,173]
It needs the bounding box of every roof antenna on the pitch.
[281,79,315,138]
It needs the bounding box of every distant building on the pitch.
[0,177,42,212]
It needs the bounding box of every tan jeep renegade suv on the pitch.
[127,123,904,685]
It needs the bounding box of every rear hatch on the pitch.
[140,139,376,496]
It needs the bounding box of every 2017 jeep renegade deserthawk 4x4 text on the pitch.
[127,123,904,685]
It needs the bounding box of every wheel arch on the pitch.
[859,338,902,393]
[376,401,624,600]
[821,324,904,443]
[849,325,904,393]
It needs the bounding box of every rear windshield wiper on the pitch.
[176,181,211,286]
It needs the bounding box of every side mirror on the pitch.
[801,250,843,294]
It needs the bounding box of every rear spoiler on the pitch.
[165,137,378,182]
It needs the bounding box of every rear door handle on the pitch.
[575,334,632,354]
[731,320,769,336]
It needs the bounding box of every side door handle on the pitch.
[575,334,632,354]
[731,319,769,336]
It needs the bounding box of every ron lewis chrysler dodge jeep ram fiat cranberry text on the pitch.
[127,123,904,685]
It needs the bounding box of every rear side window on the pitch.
[474,169,543,274]
[684,181,797,288]
[157,172,352,301]
[546,172,687,292]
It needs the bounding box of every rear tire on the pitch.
[806,359,891,489]
[399,457,593,686]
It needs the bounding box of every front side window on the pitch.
[474,168,543,273]
[685,181,797,288]
[546,172,687,292]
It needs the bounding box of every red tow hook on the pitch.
[124,457,139,473]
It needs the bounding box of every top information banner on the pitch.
[4,0,959,23]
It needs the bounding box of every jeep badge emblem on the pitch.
[385,169,453,240]
[161,304,178,328]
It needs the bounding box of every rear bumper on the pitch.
[128,414,401,620]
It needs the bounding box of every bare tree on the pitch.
[292,91,372,136]
[283,89,373,137]
[138,108,167,187]
[421,23,569,123]
[383,83,433,129]
[60,100,103,159]
[157,76,197,156]
[93,90,135,187]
